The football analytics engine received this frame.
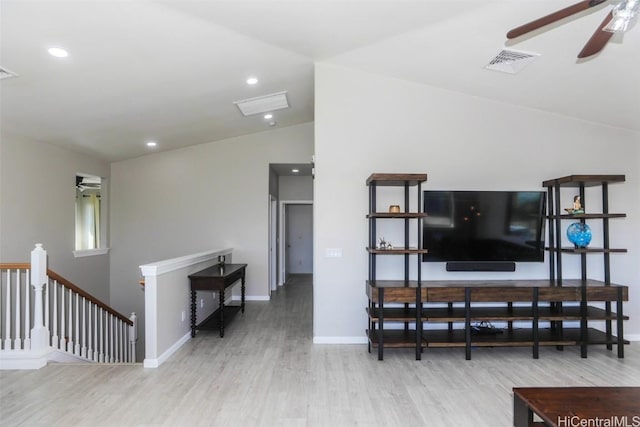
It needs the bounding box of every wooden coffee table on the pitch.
[513,387,640,427]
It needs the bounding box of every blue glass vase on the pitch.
[567,222,592,248]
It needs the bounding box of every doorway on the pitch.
[279,200,313,285]
[285,203,313,277]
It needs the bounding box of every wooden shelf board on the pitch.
[549,213,627,219]
[367,279,628,304]
[542,175,625,187]
[367,247,429,254]
[367,329,427,348]
[367,212,427,219]
[422,306,628,322]
[195,305,242,330]
[422,328,629,348]
[366,173,428,186]
[367,307,420,322]
[555,247,627,254]
[369,305,628,323]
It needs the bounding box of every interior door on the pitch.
[285,204,313,274]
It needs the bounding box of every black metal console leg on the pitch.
[465,288,471,361]
[533,288,539,359]
[378,288,384,361]
[617,287,624,358]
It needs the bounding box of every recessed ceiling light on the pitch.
[292,169,299,173]
[246,77,258,85]
[264,113,273,119]
[146,141,157,147]
[48,47,69,58]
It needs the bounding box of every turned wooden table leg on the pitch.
[219,288,225,338]
[190,290,197,338]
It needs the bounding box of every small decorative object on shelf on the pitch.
[218,255,226,267]
[389,205,401,213]
[565,195,585,214]
[378,237,392,249]
[567,222,592,247]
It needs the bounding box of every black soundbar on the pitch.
[446,262,516,272]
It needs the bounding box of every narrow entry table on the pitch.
[188,263,247,338]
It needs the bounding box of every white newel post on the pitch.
[30,244,50,351]
[129,312,137,363]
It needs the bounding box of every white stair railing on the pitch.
[0,244,137,368]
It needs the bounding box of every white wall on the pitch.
[109,122,314,357]
[279,175,313,200]
[0,138,111,301]
[313,63,640,342]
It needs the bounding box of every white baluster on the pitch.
[110,314,114,363]
[3,270,11,350]
[59,287,66,350]
[129,312,137,363]
[81,297,87,358]
[67,289,73,352]
[74,293,80,355]
[52,280,59,349]
[104,312,109,363]
[93,305,99,362]
[30,243,50,351]
[14,269,22,350]
[24,270,31,350]
[44,277,50,341]
[114,318,119,363]
[86,302,92,360]
[100,308,107,363]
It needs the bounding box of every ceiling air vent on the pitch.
[0,67,18,80]
[233,91,289,116]
[485,49,539,74]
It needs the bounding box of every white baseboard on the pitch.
[625,334,640,342]
[313,336,368,344]
[143,332,191,368]
[0,348,53,370]
[232,295,270,301]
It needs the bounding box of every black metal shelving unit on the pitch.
[543,174,628,358]
[365,173,428,360]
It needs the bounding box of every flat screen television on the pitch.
[422,191,546,264]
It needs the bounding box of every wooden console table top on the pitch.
[513,387,640,427]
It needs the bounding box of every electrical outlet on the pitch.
[200,298,204,308]
[181,311,185,322]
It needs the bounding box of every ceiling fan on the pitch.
[507,0,640,58]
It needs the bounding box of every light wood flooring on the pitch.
[1,274,639,426]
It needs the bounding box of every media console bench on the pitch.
[367,279,628,360]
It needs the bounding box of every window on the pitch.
[74,174,108,257]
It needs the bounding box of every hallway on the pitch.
[1,275,639,426]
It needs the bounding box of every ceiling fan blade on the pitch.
[578,11,615,58]
[507,0,607,39]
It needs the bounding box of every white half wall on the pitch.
[313,63,640,342]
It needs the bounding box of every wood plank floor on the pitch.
[1,274,639,426]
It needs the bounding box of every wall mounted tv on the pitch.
[422,191,546,268]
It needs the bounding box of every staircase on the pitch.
[0,244,137,369]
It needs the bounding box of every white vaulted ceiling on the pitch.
[1,1,638,162]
